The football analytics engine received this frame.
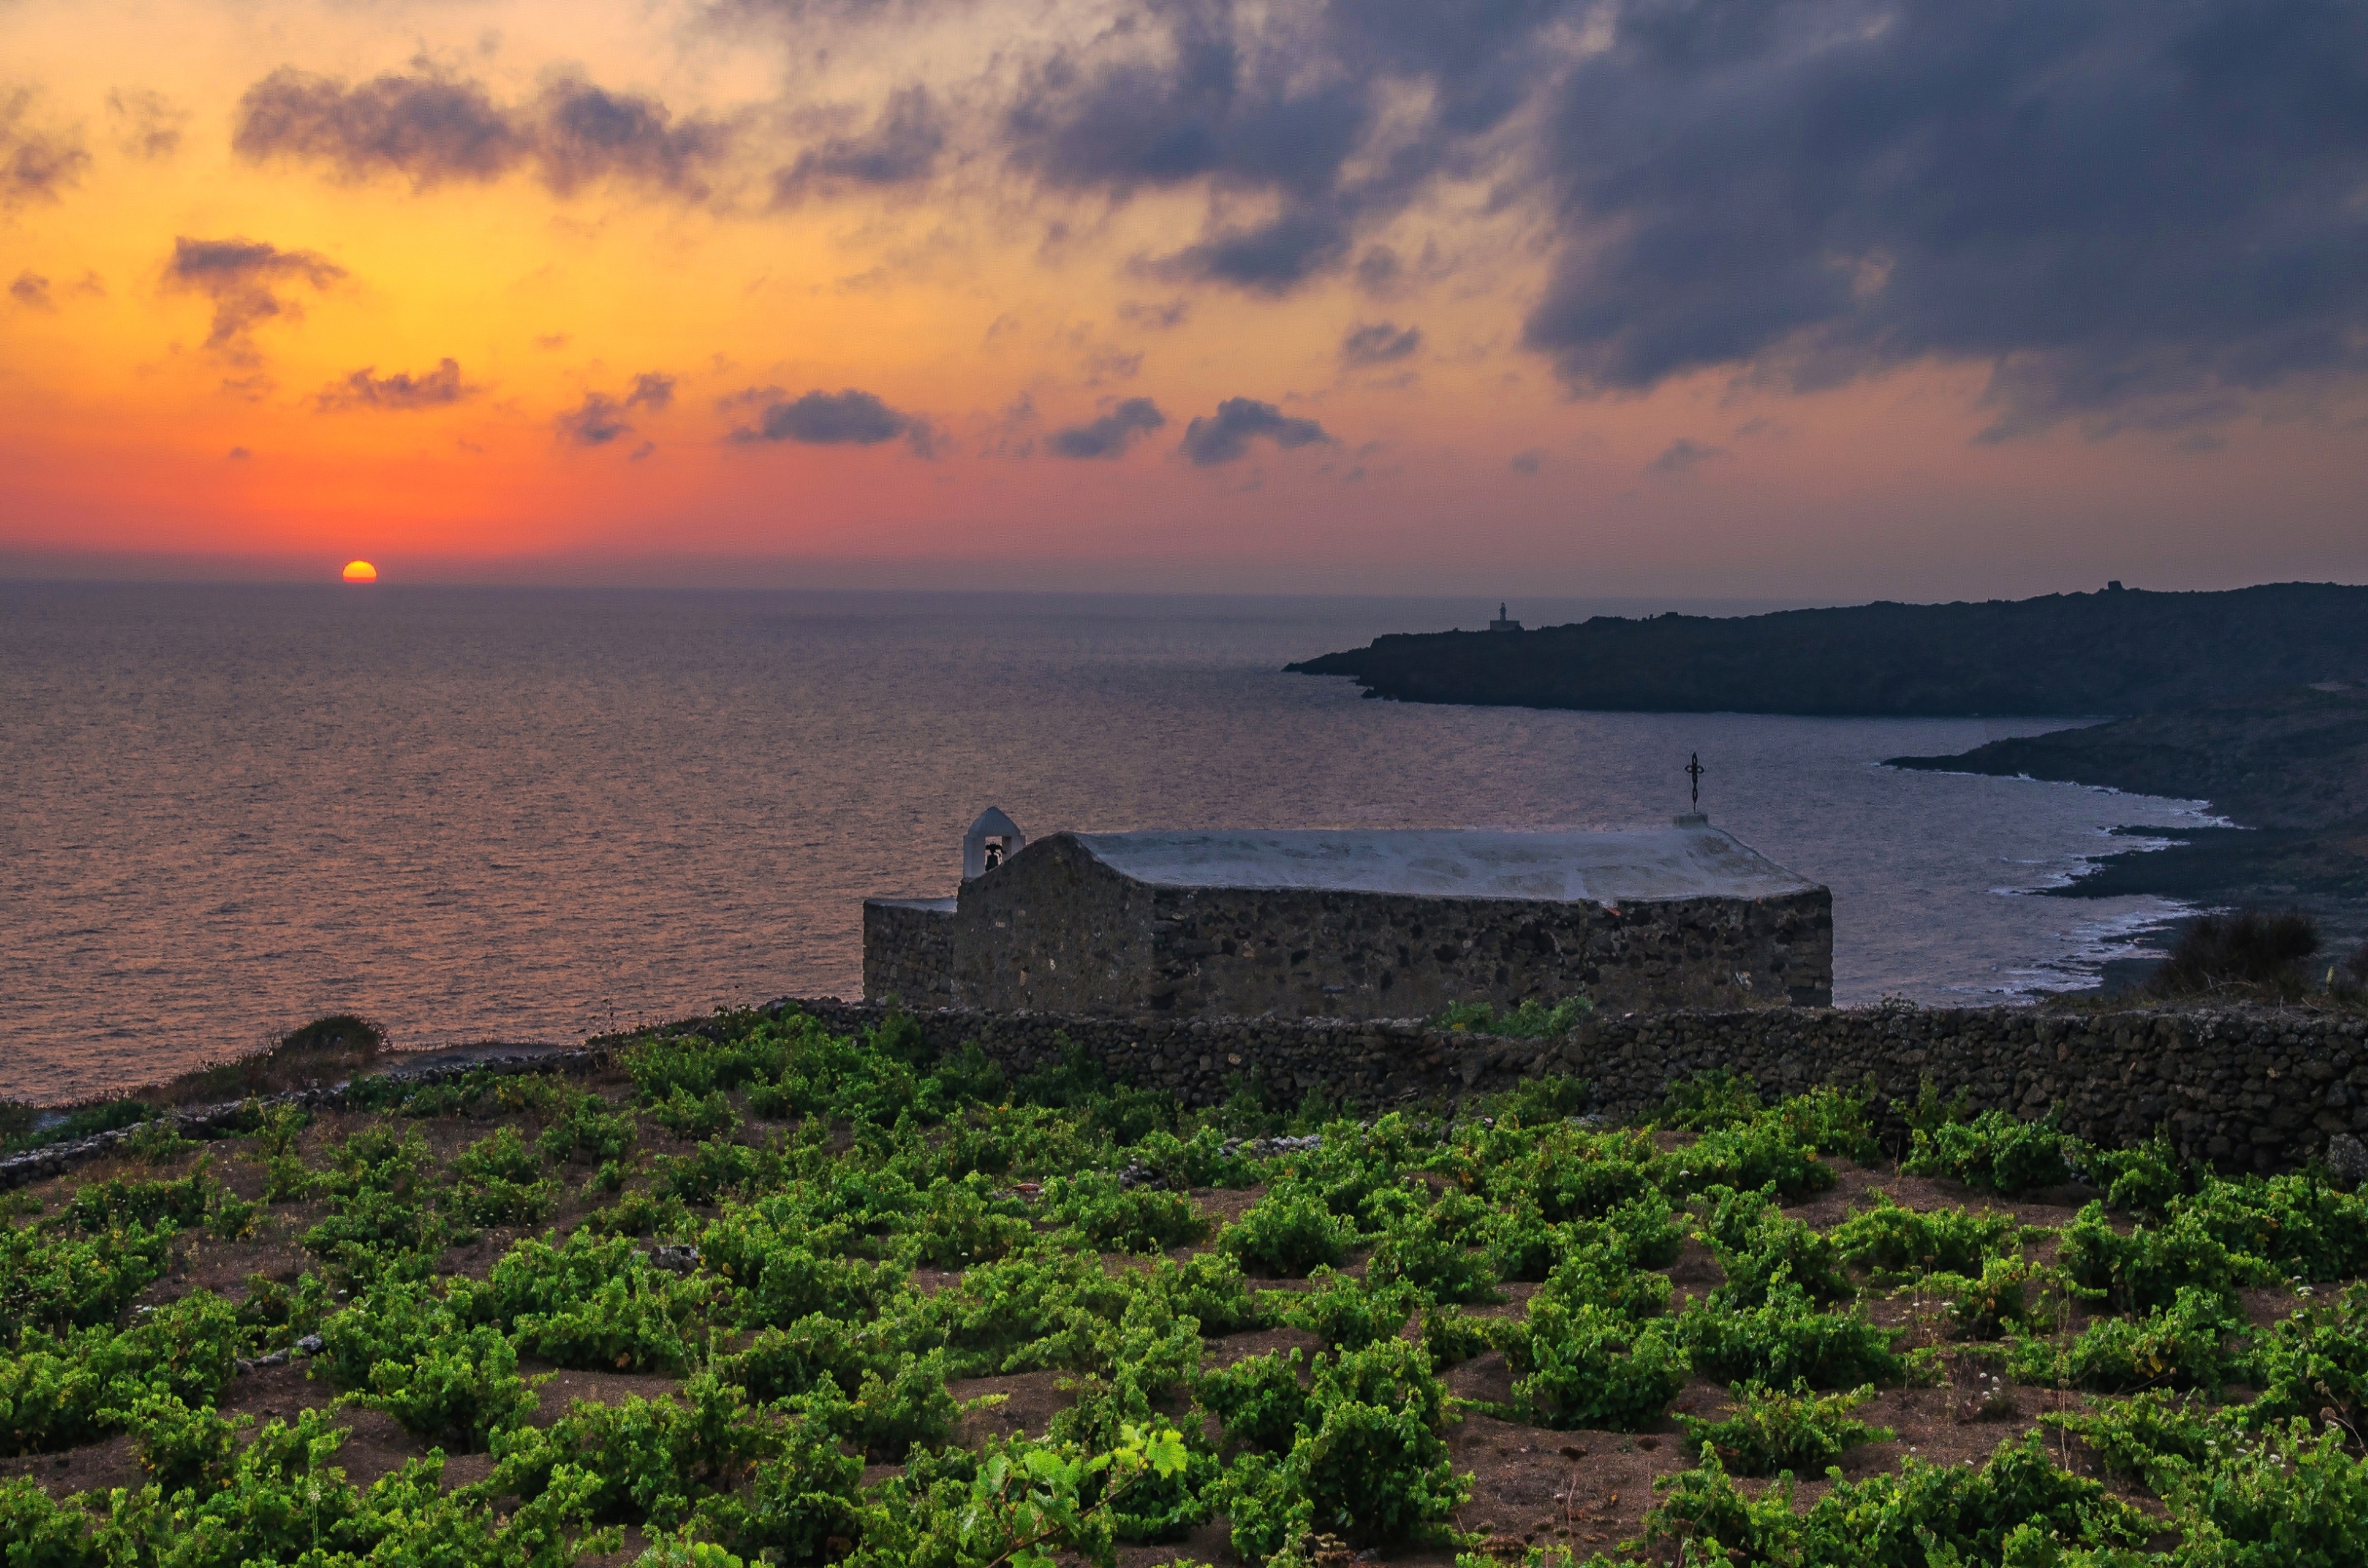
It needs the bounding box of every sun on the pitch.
[342,560,378,582]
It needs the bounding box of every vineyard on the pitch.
[5,1005,2368,1566]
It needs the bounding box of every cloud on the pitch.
[9,272,50,310]
[164,236,346,361]
[1002,0,1560,293]
[729,387,935,455]
[1178,397,1334,465]
[317,358,473,412]
[1649,437,1724,476]
[1510,448,1543,474]
[556,372,676,447]
[624,372,675,411]
[1521,0,2368,435]
[1049,397,1165,459]
[107,88,189,160]
[774,85,946,200]
[1341,320,1422,366]
[1117,297,1191,330]
[2,88,91,208]
[232,66,729,198]
[558,392,634,446]
[228,446,252,460]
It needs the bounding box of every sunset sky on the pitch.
[4,0,2365,596]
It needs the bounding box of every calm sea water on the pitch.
[0,584,2215,1104]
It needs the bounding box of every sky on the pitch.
[2,0,2365,598]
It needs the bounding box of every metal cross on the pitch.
[1686,752,1704,808]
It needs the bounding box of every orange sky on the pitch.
[4,0,2365,596]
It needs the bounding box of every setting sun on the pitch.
[341,561,377,582]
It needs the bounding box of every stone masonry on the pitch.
[793,998,2368,1174]
[867,822,1833,1019]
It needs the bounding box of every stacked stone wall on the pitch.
[792,998,2368,1173]
[862,899,957,1005]
[874,831,1834,1019]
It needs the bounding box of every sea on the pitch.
[0,582,2221,1105]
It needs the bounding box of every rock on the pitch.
[645,1243,701,1275]
[295,1334,325,1355]
[2326,1133,2368,1188]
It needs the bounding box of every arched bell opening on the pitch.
[963,807,1026,880]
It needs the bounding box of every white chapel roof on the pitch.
[1067,824,1819,904]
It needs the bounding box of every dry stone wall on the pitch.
[792,998,2368,1173]
[866,831,1834,1020]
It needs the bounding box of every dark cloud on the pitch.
[773,85,945,201]
[1,88,91,208]
[1522,0,2368,434]
[232,67,521,187]
[729,387,935,455]
[1649,437,1724,476]
[9,272,50,311]
[625,372,676,411]
[107,88,189,160]
[557,392,634,447]
[317,358,473,412]
[232,67,729,198]
[1178,397,1333,465]
[1003,0,1562,293]
[1509,448,1542,474]
[535,77,731,198]
[555,372,675,446]
[1341,320,1421,366]
[228,446,252,460]
[1117,297,1191,330]
[164,237,346,361]
[1049,397,1165,459]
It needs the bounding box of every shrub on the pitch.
[447,1125,561,1228]
[650,1086,740,1142]
[1364,1206,1501,1305]
[1501,1298,1690,1430]
[0,1290,247,1455]
[1905,1109,2080,1197]
[1674,1380,1892,1476]
[1643,1432,2152,1566]
[1678,1286,1905,1390]
[1219,1338,1468,1557]
[1699,1184,1852,1309]
[1218,1182,1358,1276]
[1657,1069,1763,1132]
[489,1372,778,1528]
[2248,1282,2368,1426]
[122,1389,248,1493]
[360,1325,543,1451]
[538,1090,637,1164]
[796,1347,964,1460]
[1276,1270,1420,1351]
[2010,1286,2249,1394]
[0,1221,175,1340]
[1928,1255,2052,1340]
[1045,1170,1208,1254]
[1201,1347,1311,1451]
[1432,995,1592,1038]
[67,1168,214,1232]
[2150,908,2319,995]
[692,1416,866,1566]
[1828,1191,2022,1280]
[2057,1201,2272,1312]
[1660,1120,1835,1203]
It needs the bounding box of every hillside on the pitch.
[1888,684,2368,829]
[1890,684,2368,933]
[1286,583,2368,717]
[7,1003,2368,1566]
